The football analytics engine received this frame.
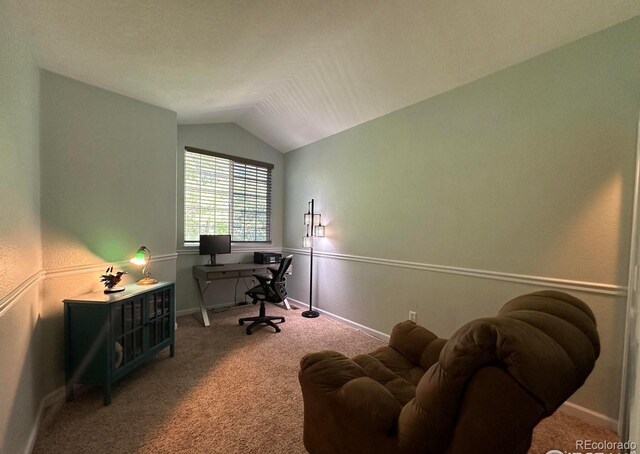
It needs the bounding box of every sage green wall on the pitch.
[0,1,44,452]
[1,63,180,452]
[37,70,179,402]
[40,71,178,269]
[0,1,41,300]
[284,17,640,422]
[176,123,283,313]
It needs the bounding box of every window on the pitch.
[184,147,273,245]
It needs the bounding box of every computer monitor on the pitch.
[199,234,231,266]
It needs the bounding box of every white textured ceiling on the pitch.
[10,0,640,152]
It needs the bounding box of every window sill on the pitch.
[177,244,279,255]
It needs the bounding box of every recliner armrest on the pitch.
[389,320,441,368]
[338,377,403,434]
[299,351,402,434]
[300,351,366,391]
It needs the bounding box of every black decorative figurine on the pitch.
[100,267,127,293]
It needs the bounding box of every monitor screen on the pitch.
[199,235,231,255]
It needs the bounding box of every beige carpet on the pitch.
[33,304,618,453]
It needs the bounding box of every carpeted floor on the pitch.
[33,304,618,453]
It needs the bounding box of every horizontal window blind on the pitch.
[184,148,272,244]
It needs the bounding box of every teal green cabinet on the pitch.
[64,282,175,405]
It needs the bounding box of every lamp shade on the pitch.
[304,212,312,225]
[314,224,325,237]
[130,248,147,266]
[303,235,313,248]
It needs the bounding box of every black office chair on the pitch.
[239,255,293,335]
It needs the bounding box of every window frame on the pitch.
[183,146,274,247]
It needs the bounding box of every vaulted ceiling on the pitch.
[9,0,640,152]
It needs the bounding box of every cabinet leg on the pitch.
[103,384,112,406]
[170,342,175,357]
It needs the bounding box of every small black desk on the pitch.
[192,263,292,327]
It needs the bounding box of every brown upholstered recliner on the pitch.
[298,291,600,454]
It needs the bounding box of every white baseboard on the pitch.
[560,401,618,432]
[287,297,390,342]
[24,386,65,454]
[175,299,298,321]
[288,298,618,431]
[175,301,241,318]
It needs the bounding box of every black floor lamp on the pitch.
[302,199,325,318]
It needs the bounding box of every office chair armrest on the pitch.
[299,351,402,434]
[253,273,272,294]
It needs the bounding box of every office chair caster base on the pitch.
[239,313,285,335]
[302,310,320,318]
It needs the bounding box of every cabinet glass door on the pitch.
[147,288,172,350]
[112,296,145,370]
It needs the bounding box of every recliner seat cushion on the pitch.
[352,350,418,405]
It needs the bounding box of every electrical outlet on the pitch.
[409,311,417,323]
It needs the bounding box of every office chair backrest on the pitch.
[271,255,293,301]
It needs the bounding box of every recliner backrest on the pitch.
[397,290,600,453]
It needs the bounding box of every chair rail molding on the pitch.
[283,248,626,297]
[0,254,180,318]
[0,270,45,317]
[44,253,178,279]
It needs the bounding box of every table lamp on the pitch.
[130,246,158,285]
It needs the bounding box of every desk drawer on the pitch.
[206,270,240,280]
[240,269,263,277]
